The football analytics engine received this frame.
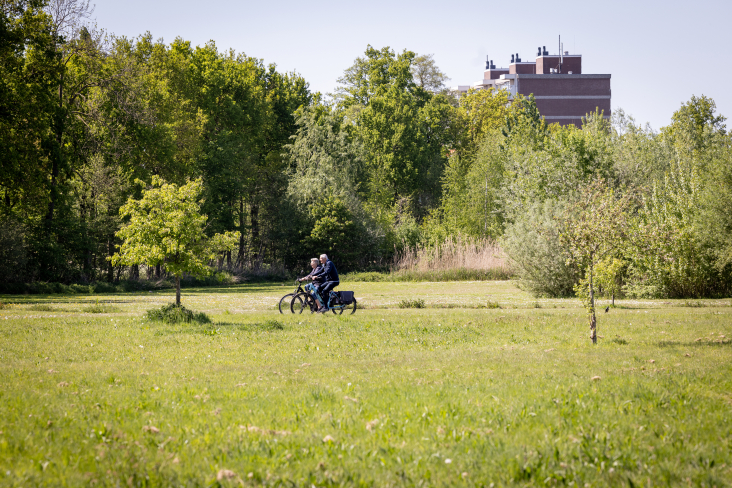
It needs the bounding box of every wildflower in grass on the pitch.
[216,470,237,481]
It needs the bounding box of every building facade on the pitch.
[452,48,611,127]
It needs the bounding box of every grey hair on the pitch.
[310,258,319,264]
[320,254,328,260]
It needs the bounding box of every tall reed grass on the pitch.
[390,236,512,281]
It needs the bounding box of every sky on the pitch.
[92,0,731,131]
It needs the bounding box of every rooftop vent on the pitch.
[543,46,548,55]
[511,54,515,63]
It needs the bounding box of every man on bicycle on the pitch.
[312,253,339,313]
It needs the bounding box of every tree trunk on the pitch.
[155,263,161,280]
[236,197,246,268]
[47,80,64,223]
[612,290,615,307]
[175,275,181,306]
[107,236,114,282]
[250,202,259,266]
[131,265,139,280]
[589,264,597,344]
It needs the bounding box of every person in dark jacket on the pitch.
[312,253,339,313]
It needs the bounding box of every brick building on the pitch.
[452,47,611,126]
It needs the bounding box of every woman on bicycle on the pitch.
[299,258,325,309]
[299,258,323,283]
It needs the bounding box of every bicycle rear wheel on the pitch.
[291,292,317,314]
[332,297,357,315]
[278,293,294,314]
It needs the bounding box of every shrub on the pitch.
[486,300,501,309]
[27,304,55,312]
[398,299,425,309]
[83,303,121,313]
[145,304,211,324]
[502,200,580,297]
[262,319,284,330]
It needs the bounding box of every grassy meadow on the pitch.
[0,281,731,486]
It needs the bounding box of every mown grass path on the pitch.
[1,281,731,486]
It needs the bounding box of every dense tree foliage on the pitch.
[1,2,730,301]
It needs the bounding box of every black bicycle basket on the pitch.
[339,291,354,304]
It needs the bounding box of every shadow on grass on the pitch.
[154,319,286,336]
[6,298,137,305]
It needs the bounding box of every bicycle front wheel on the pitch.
[278,293,294,314]
[332,297,357,315]
[291,292,317,314]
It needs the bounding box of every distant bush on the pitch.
[502,200,580,297]
[27,304,56,312]
[83,303,121,313]
[145,304,211,324]
[398,299,425,309]
[261,319,284,330]
[342,271,391,282]
[343,267,511,283]
[486,300,501,309]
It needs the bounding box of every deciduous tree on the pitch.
[559,179,634,343]
[110,176,239,305]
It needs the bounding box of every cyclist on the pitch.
[298,258,323,283]
[298,258,325,309]
[312,253,339,313]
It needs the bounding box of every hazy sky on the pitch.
[93,0,730,131]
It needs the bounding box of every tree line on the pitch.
[2,0,731,300]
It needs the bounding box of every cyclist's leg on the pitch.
[320,281,339,307]
[312,281,324,308]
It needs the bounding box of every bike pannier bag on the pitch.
[339,291,354,304]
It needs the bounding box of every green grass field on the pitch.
[1,281,731,486]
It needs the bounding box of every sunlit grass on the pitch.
[0,281,731,486]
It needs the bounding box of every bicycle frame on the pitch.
[304,283,348,312]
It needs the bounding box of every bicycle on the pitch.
[277,280,309,314]
[290,283,357,315]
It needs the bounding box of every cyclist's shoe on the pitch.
[317,307,327,313]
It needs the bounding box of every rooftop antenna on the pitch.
[558,35,563,73]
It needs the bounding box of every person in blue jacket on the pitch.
[312,253,339,313]
[298,258,323,284]
[298,258,325,309]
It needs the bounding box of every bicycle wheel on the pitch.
[332,297,357,315]
[278,293,294,314]
[291,292,317,314]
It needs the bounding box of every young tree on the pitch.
[559,179,634,344]
[110,176,239,305]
